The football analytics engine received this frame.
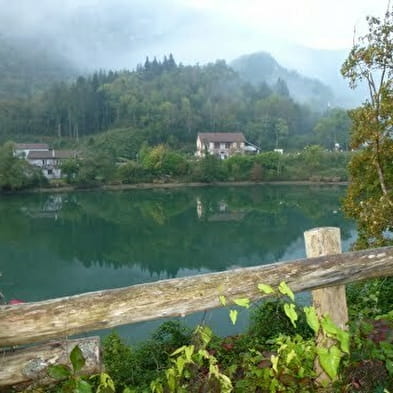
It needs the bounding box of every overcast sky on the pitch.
[179,0,389,49]
[0,0,390,72]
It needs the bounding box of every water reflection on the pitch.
[196,197,247,222]
[0,185,355,305]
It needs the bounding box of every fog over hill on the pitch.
[0,0,371,106]
[0,35,77,98]
[231,52,335,109]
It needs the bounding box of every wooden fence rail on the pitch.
[1,244,393,347]
[0,337,101,389]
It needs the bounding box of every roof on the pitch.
[15,143,49,150]
[198,133,245,143]
[27,150,76,160]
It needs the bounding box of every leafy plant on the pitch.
[102,322,192,391]
[151,325,232,393]
[48,345,115,393]
[221,281,349,389]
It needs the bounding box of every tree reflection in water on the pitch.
[0,185,355,303]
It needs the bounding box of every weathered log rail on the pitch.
[1,244,393,347]
[1,227,393,390]
[0,337,100,389]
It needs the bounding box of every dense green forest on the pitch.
[0,54,350,154]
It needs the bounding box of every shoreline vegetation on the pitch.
[0,141,350,195]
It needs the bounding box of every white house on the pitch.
[26,149,77,179]
[196,133,259,159]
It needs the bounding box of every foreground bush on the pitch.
[96,287,393,392]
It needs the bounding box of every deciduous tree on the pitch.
[341,7,393,248]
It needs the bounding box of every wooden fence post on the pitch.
[304,227,348,384]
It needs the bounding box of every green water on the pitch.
[0,185,356,342]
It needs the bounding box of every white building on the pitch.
[26,150,77,179]
[196,133,259,159]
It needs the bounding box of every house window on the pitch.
[214,142,220,149]
[225,143,231,149]
[47,169,53,175]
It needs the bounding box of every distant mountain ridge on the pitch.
[0,31,355,112]
[231,52,334,110]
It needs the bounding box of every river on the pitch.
[0,184,356,342]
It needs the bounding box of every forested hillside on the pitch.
[0,55,349,153]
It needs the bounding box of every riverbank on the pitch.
[24,179,348,194]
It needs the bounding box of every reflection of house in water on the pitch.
[196,197,246,222]
[196,197,203,219]
[21,195,64,219]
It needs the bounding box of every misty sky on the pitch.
[0,0,389,74]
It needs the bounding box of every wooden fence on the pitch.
[1,227,393,389]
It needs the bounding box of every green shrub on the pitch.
[102,321,192,391]
[191,154,228,182]
[224,155,254,181]
[347,278,393,320]
[116,160,150,184]
[141,145,189,177]
[248,299,313,341]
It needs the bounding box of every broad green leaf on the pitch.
[336,330,350,354]
[304,306,320,334]
[98,372,115,392]
[209,363,219,377]
[198,349,210,360]
[171,345,186,356]
[197,325,213,346]
[218,373,233,393]
[271,354,279,373]
[70,345,86,373]
[47,364,72,380]
[278,281,295,301]
[233,298,250,308]
[258,284,275,294]
[184,345,194,362]
[286,349,296,365]
[283,303,298,328]
[75,379,92,393]
[165,369,176,392]
[320,315,340,336]
[229,309,238,325]
[219,295,227,306]
[176,356,186,376]
[317,345,342,380]
[150,380,164,393]
[320,315,349,353]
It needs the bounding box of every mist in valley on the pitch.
[0,0,388,106]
